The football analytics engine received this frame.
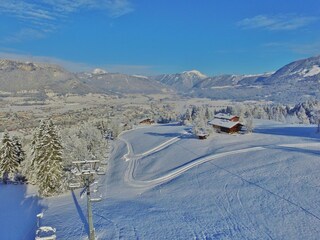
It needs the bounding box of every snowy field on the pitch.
[2,120,320,239]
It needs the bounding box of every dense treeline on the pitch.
[221,100,320,124]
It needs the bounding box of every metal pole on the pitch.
[86,177,95,240]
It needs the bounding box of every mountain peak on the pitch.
[92,68,108,75]
[0,59,38,72]
[182,70,207,79]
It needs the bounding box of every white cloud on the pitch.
[0,51,156,75]
[0,0,134,41]
[102,64,156,75]
[0,51,93,72]
[237,14,318,31]
[2,28,47,43]
[263,41,320,56]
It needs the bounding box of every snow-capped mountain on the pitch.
[0,59,171,97]
[193,73,270,89]
[152,55,320,103]
[92,68,108,75]
[152,70,207,91]
[76,71,170,95]
[0,59,90,94]
[260,55,320,85]
[0,55,319,102]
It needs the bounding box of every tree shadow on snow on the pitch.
[255,126,320,140]
[269,145,320,157]
[144,131,193,140]
[0,183,46,240]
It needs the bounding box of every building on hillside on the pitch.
[213,113,239,122]
[197,132,209,140]
[209,114,243,134]
[139,118,155,125]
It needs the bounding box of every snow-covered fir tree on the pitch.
[185,109,191,121]
[204,107,211,121]
[32,120,64,196]
[12,136,25,164]
[0,132,19,184]
[28,120,47,183]
[191,106,198,121]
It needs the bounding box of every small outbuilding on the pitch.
[197,132,209,140]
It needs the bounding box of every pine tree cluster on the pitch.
[0,132,25,184]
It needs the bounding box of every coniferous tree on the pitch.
[0,132,19,184]
[191,106,198,121]
[204,107,211,120]
[185,109,191,121]
[12,136,25,164]
[28,120,47,183]
[36,120,64,196]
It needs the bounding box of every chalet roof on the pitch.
[208,118,242,129]
[214,113,238,120]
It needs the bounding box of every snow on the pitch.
[304,65,320,77]
[182,70,207,79]
[2,120,320,239]
[132,75,148,79]
[208,118,241,128]
[290,65,320,77]
[92,68,107,75]
[214,113,238,120]
[0,184,44,240]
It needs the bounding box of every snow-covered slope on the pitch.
[76,71,171,95]
[21,121,319,240]
[152,70,207,91]
[262,55,320,85]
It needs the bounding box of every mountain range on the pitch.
[0,55,319,103]
[152,55,320,103]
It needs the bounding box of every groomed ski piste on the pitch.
[1,120,320,239]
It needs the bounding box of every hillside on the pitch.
[3,121,318,239]
[77,70,171,95]
[0,59,90,95]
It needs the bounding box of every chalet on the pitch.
[209,114,242,134]
[213,113,239,122]
[139,118,155,125]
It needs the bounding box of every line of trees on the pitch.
[1,118,111,197]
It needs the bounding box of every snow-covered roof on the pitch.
[208,118,241,128]
[197,131,208,137]
[214,113,238,120]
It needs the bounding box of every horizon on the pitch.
[0,52,318,77]
[0,0,319,75]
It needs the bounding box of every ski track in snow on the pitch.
[120,130,320,226]
[122,132,265,189]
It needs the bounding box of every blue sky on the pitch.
[0,0,319,75]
